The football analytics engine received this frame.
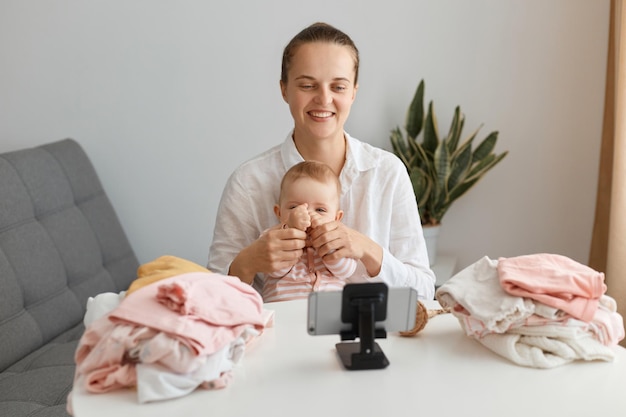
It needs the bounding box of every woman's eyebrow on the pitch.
[294,75,351,83]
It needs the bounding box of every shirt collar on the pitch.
[280,130,378,194]
[280,130,304,170]
[344,132,378,173]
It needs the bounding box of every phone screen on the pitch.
[307,286,418,335]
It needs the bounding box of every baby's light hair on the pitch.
[279,160,341,203]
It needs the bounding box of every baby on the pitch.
[263,161,357,302]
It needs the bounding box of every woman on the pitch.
[208,22,435,300]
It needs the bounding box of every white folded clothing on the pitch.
[436,256,535,336]
[478,331,615,369]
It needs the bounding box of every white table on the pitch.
[72,299,626,417]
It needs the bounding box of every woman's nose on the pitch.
[314,87,332,105]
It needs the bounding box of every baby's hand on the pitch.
[287,204,311,231]
[308,210,330,229]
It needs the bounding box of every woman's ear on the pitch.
[352,83,358,100]
[280,80,288,102]
[335,210,344,221]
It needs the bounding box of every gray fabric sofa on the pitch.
[0,139,139,416]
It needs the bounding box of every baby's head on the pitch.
[275,160,343,225]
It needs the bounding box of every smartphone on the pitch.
[307,285,418,335]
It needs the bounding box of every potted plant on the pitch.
[390,79,508,265]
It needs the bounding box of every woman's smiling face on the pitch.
[280,42,358,144]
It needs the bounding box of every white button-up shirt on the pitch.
[208,131,436,300]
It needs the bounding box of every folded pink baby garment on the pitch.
[111,272,265,355]
[498,254,606,322]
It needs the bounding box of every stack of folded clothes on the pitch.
[436,253,624,368]
[67,257,273,413]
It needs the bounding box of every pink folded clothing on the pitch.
[70,271,270,406]
[498,254,607,322]
[157,281,190,314]
[110,272,266,355]
[85,363,137,394]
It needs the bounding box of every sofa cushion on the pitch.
[0,139,139,415]
[0,323,83,417]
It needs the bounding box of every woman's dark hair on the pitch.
[280,22,360,85]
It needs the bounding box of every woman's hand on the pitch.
[308,220,383,277]
[229,223,307,284]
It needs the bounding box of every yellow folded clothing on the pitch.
[126,255,210,296]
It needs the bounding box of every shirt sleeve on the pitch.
[347,150,435,301]
[207,170,259,277]
[376,166,436,300]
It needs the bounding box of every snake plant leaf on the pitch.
[453,125,481,160]
[406,80,425,139]
[447,152,507,204]
[413,141,433,176]
[451,132,477,161]
[422,101,439,154]
[472,131,499,161]
[467,153,497,179]
[390,127,411,166]
[446,177,482,208]
[447,128,480,187]
[407,132,420,155]
[409,166,431,208]
[466,151,508,182]
[446,106,464,153]
[447,141,472,191]
[433,138,450,194]
[429,139,450,224]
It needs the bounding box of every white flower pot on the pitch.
[422,224,441,266]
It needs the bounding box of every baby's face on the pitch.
[278,177,340,224]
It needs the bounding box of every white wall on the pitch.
[0,0,610,272]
